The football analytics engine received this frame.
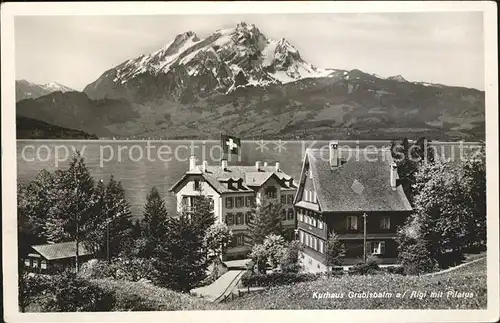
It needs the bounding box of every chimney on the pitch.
[221,159,228,171]
[189,156,196,171]
[275,162,280,172]
[264,161,268,167]
[390,162,397,188]
[255,161,261,171]
[202,160,208,173]
[329,140,339,168]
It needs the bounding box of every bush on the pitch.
[43,270,116,312]
[399,240,436,275]
[241,272,321,287]
[80,258,159,283]
[280,240,303,273]
[348,256,381,275]
[383,266,405,275]
[435,250,465,269]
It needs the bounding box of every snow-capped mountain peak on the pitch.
[386,75,408,82]
[107,22,332,92]
[16,80,75,102]
[42,82,74,92]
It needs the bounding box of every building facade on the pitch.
[170,157,297,260]
[294,141,412,272]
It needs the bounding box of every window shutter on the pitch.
[380,241,386,255]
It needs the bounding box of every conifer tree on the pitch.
[140,187,168,258]
[247,199,284,245]
[101,175,133,259]
[45,151,105,271]
[155,213,208,292]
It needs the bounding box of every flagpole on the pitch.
[221,131,228,163]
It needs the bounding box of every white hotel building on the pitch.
[170,157,298,260]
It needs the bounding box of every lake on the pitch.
[16,140,482,219]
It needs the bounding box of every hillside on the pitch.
[16,116,98,139]
[16,91,140,138]
[17,22,485,140]
[221,258,487,310]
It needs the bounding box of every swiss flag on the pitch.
[221,134,241,155]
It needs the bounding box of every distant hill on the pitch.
[16,80,75,101]
[16,116,98,139]
[16,91,140,137]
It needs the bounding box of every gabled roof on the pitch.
[170,164,298,194]
[31,241,93,260]
[304,148,412,213]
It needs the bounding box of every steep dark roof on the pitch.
[31,241,93,260]
[306,148,412,212]
[170,164,297,193]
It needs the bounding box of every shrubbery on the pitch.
[79,258,159,283]
[348,256,381,275]
[39,270,116,312]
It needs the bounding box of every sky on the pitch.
[15,12,484,91]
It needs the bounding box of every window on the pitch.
[304,190,309,202]
[312,237,317,250]
[287,209,294,220]
[226,197,233,208]
[265,186,277,199]
[312,216,317,227]
[193,179,201,191]
[298,209,303,222]
[235,235,245,246]
[347,215,358,231]
[236,212,244,225]
[245,196,252,207]
[24,259,30,267]
[299,231,304,243]
[319,240,324,254]
[370,241,386,255]
[312,191,317,203]
[33,259,39,268]
[41,259,47,269]
[235,197,244,208]
[380,216,391,229]
[318,219,324,230]
[226,213,234,226]
[281,209,287,221]
[287,194,294,205]
[281,195,287,204]
[246,211,254,224]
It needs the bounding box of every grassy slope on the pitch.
[92,258,486,311]
[25,258,486,311]
[90,279,218,311]
[220,258,487,310]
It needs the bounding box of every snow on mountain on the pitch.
[16,80,75,101]
[41,82,75,93]
[109,22,332,92]
[386,75,408,83]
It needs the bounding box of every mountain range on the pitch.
[16,22,485,140]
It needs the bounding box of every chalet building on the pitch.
[294,141,412,272]
[23,241,93,274]
[170,157,297,260]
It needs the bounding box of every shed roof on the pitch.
[31,241,93,260]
